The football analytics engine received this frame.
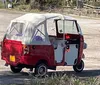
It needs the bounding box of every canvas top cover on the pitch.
[5,13,76,45]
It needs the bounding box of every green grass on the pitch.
[0,1,4,8]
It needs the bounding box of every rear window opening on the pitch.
[6,22,25,40]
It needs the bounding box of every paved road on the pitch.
[0,9,100,84]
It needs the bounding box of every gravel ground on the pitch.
[0,9,100,85]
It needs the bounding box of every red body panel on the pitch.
[1,33,84,67]
[1,39,23,66]
[78,35,84,64]
[20,45,55,66]
[1,39,55,67]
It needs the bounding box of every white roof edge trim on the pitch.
[10,13,75,24]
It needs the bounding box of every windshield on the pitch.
[58,20,78,34]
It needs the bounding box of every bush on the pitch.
[30,0,65,10]
[0,1,5,8]
[15,4,30,11]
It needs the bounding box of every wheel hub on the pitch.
[38,65,46,75]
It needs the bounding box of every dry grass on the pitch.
[23,73,100,85]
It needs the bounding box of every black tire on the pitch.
[10,65,22,73]
[34,63,47,77]
[73,60,84,72]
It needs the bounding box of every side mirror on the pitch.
[83,42,87,49]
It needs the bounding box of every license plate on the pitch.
[10,55,15,62]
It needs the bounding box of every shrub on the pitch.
[30,0,65,10]
[24,73,100,85]
[0,1,4,8]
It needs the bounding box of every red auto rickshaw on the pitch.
[1,13,87,76]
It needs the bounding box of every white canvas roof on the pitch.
[11,13,75,25]
[6,13,76,45]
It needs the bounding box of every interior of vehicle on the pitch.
[47,19,80,65]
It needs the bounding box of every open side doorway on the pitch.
[47,19,65,64]
[56,20,80,65]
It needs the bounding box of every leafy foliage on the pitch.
[30,0,65,10]
[1,0,100,10]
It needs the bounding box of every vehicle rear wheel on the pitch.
[10,65,22,73]
[73,60,84,72]
[34,63,47,77]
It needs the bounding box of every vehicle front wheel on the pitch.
[10,65,22,73]
[34,63,47,77]
[73,60,84,72]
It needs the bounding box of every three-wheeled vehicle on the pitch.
[1,13,87,76]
